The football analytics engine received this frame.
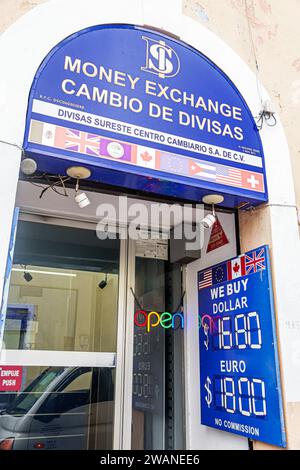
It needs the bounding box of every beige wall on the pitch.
[183,0,300,449]
[184,0,300,209]
[0,0,46,33]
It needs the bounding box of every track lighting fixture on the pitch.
[201,194,224,229]
[66,166,92,209]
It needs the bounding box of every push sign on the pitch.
[198,246,286,447]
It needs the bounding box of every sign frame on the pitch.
[198,245,286,447]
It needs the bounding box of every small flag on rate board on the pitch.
[198,268,213,290]
[227,256,246,280]
[198,264,228,290]
[212,264,228,284]
[245,247,266,274]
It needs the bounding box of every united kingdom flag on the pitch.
[55,127,101,157]
[245,247,266,275]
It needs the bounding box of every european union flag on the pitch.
[212,264,227,285]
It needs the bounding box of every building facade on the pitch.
[0,0,299,451]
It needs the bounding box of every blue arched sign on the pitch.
[24,24,267,207]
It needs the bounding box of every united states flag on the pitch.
[198,269,213,290]
[216,165,242,187]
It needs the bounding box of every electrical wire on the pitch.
[131,287,186,317]
[26,173,71,198]
[0,139,23,151]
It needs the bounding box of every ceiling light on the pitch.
[20,158,37,175]
[75,191,90,208]
[202,194,224,205]
[201,213,217,229]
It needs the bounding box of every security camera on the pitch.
[23,271,33,282]
[20,158,37,176]
[201,214,216,229]
[98,280,107,289]
[75,192,90,208]
[98,274,108,290]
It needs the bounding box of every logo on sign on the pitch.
[141,36,180,78]
[107,141,125,159]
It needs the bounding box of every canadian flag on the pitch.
[134,145,157,169]
[227,256,246,280]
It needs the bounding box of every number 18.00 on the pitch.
[215,376,267,417]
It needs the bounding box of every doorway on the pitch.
[0,210,185,450]
[0,216,122,450]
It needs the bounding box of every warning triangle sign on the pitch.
[207,217,229,253]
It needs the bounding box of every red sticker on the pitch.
[0,366,23,391]
[207,217,229,253]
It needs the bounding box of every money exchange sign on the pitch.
[198,246,286,447]
[24,24,267,208]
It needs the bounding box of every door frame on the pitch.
[120,238,136,450]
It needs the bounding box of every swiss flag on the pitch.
[242,171,264,193]
[227,256,246,280]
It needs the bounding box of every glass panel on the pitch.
[0,220,120,450]
[1,221,120,353]
[0,366,114,450]
[131,257,166,450]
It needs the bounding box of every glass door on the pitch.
[123,238,185,451]
[0,217,125,450]
[131,256,166,450]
